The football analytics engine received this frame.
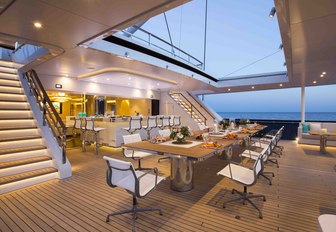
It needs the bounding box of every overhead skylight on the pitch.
[131,0,286,79]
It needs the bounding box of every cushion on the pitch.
[302,123,310,133]
[310,123,321,131]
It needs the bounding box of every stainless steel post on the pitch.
[170,157,194,192]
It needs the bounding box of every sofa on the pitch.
[298,122,336,146]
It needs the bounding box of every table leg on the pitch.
[320,135,327,154]
[170,158,194,192]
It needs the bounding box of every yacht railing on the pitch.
[25,69,67,164]
[170,92,207,125]
[120,25,204,69]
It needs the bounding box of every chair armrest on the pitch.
[137,167,159,186]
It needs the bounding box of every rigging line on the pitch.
[163,12,175,55]
[222,50,282,77]
[178,5,183,56]
[203,0,208,71]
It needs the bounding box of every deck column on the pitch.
[301,86,305,123]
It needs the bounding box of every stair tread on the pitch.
[0,84,22,88]
[0,117,34,120]
[0,135,41,142]
[0,145,46,155]
[0,126,37,131]
[0,155,51,169]
[0,167,57,185]
[0,77,19,82]
[0,91,24,95]
[0,108,31,111]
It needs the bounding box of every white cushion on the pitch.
[124,150,153,159]
[318,214,336,232]
[217,163,255,185]
[241,150,261,160]
[310,123,321,131]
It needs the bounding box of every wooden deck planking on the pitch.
[1,140,336,231]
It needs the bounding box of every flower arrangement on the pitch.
[170,126,191,143]
[219,119,230,130]
[239,119,250,126]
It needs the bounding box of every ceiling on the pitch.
[0,0,335,96]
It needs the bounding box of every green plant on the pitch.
[219,120,229,129]
[170,126,191,143]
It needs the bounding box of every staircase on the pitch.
[0,60,58,194]
[169,91,216,126]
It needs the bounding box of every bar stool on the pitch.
[142,116,157,139]
[173,115,181,126]
[122,116,142,134]
[72,116,84,146]
[158,115,170,129]
[169,115,175,127]
[82,117,105,155]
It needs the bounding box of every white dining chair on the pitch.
[123,116,142,134]
[82,117,105,155]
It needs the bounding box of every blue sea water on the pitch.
[217,112,336,121]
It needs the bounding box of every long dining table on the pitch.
[123,125,266,192]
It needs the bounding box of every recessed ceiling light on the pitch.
[127,83,130,86]
[279,84,283,87]
[128,77,131,80]
[313,81,317,84]
[251,86,255,89]
[320,74,324,77]
[106,78,110,81]
[33,22,42,28]
[322,72,326,75]
[228,88,231,91]
[157,83,160,86]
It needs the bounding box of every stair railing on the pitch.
[25,69,67,164]
[169,92,207,125]
[185,92,216,121]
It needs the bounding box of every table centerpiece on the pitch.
[170,126,191,144]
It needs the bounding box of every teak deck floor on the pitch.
[1,140,336,231]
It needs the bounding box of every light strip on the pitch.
[77,67,178,85]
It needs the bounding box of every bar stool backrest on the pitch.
[74,117,82,129]
[147,116,157,128]
[129,116,142,130]
[161,116,170,127]
[169,115,174,126]
[85,117,94,130]
[173,116,181,126]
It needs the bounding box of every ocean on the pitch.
[217,112,336,121]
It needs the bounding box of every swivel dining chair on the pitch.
[103,156,165,231]
[157,129,171,163]
[240,141,274,185]
[82,117,105,155]
[123,133,154,170]
[217,154,266,219]
[142,116,157,139]
[123,116,142,134]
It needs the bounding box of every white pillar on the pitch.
[301,86,305,123]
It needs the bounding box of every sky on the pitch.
[133,0,336,113]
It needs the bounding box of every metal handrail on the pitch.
[25,69,67,164]
[121,25,203,69]
[170,92,207,125]
[185,92,215,121]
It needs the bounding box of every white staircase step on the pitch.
[0,109,33,118]
[0,159,54,177]
[0,101,30,110]
[0,78,21,87]
[0,137,44,150]
[0,73,19,81]
[0,119,36,127]
[0,66,17,74]
[0,168,58,194]
[0,128,40,138]
[0,147,48,162]
[0,60,21,69]
[0,93,27,101]
[0,86,24,94]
